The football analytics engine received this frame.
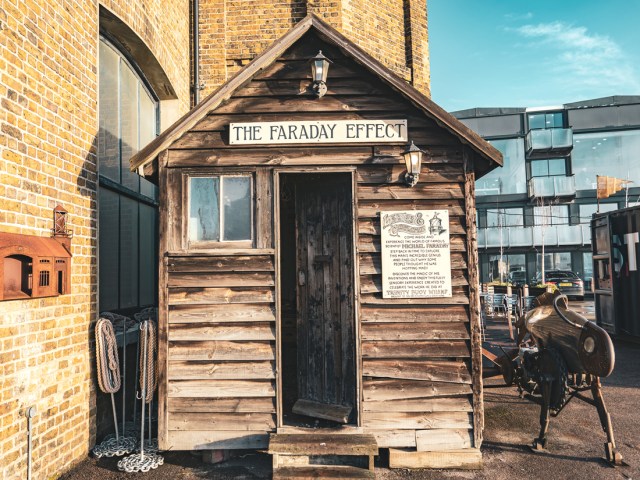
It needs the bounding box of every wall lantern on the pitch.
[402,141,426,187]
[310,50,332,98]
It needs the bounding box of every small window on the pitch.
[528,112,564,130]
[39,270,50,287]
[188,175,253,244]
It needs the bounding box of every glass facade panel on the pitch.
[99,188,119,312]
[531,160,549,177]
[583,252,594,288]
[120,64,140,192]
[580,203,618,224]
[476,138,527,195]
[139,203,157,306]
[572,130,640,190]
[189,177,220,242]
[98,42,120,183]
[536,252,572,272]
[119,196,139,309]
[557,224,583,244]
[509,226,533,246]
[534,205,568,226]
[548,159,566,176]
[98,37,159,312]
[222,177,252,241]
[486,208,523,227]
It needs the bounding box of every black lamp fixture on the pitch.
[310,50,332,98]
[402,141,426,187]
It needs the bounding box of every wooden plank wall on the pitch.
[158,31,478,451]
[163,253,277,449]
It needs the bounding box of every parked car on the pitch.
[532,270,585,300]
[508,270,527,286]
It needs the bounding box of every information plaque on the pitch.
[381,210,452,298]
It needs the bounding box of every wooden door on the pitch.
[294,174,355,421]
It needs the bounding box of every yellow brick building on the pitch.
[0,2,429,478]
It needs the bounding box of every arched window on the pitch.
[98,36,158,312]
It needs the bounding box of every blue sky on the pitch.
[428,1,640,112]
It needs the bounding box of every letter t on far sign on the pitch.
[625,232,639,271]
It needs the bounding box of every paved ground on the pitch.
[62,299,639,480]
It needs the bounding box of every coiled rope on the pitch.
[92,317,135,458]
[96,317,121,394]
[139,320,157,404]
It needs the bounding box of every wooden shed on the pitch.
[130,15,502,473]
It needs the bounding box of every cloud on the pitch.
[513,21,640,93]
[504,12,533,21]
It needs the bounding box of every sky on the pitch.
[428,1,640,112]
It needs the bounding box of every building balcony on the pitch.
[525,127,573,156]
[478,224,589,249]
[527,175,576,199]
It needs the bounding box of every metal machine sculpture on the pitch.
[493,291,623,465]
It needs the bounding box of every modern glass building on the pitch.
[452,96,640,290]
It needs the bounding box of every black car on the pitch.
[532,270,585,300]
[508,270,527,286]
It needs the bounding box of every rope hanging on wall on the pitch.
[92,317,136,458]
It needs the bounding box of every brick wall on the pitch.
[0,1,189,479]
[198,0,430,98]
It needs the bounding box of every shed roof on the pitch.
[129,15,502,176]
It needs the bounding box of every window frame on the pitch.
[185,172,255,249]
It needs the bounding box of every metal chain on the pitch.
[117,452,164,473]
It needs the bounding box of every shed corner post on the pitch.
[463,148,484,448]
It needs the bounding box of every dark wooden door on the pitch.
[294,174,355,419]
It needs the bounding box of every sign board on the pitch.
[381,210,452,298]
[229,119,408,144]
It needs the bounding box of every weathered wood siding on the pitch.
[157,31,480,451]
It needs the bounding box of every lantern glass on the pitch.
[311,51,330,84]
[402,141,423,175]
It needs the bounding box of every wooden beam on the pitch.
[388,447,482,469]
[167,430,269,450]
[362,412,472,430]
[169,304,276,323]
[464,149,484,449]
[415,429,473,452]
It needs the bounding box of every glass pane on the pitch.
[476,138,527,195]
[98,41,120,182]
[139,86,156,148]
[547,159,566,176]
[546,112,564,128]
[486,209,500,227]
[139,203,156,306]
[119,196,139,309]
[140,177,158,200]
[504,208,523,227]
[99,187,119,311]
[528,113,545,130]
[552,205,569,225]
[120,60,140,192]
[583,252,593,281]
[189,177,220,241]
[223,177,251,241]
[530,160,548,177]
[573,130,640,190]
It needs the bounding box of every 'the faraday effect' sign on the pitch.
[381,210,452,298]
[229,120,408,144]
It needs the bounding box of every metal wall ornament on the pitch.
[402,141,426,187]
[310,50,332,98]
